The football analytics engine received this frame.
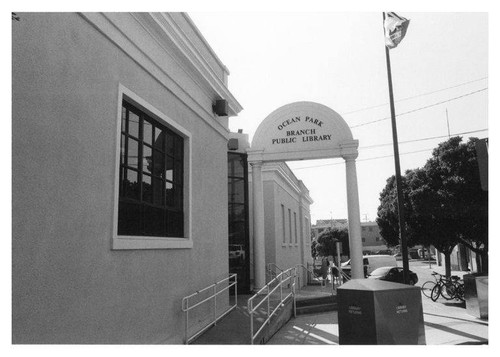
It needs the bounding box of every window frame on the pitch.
[281,204,286,245]
[112,84,192,250]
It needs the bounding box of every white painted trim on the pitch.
[112,84,192,250]
[78,12,239,142]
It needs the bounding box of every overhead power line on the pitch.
[359,128,488,150]
[291,128,488,171]
[350,87,488,129]
[341,76,488,116]
[292,148,434,171]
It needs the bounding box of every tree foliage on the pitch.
[377,136,488,274]
[313,227,350,258]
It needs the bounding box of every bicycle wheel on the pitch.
[441,282,456,300]
[456,283,465,302]
[431,284,441,302]
[421,281,436,298]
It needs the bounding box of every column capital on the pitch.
[342,153,358,161]
[249,160,263,168]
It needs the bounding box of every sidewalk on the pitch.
[268,263,488,345]
[192,265,488,345]
[267,297,488,345]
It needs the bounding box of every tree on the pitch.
[423,137,488,272]
[377,136,488,276]
[314,227,350,260]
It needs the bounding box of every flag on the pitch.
[384,12,410,49]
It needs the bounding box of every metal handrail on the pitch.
[181,274,237,344]
[266,263,285,281]
[296,263,327,287]
[247,267,296,344]
[339,269,351,282]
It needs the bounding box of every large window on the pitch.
[118,100,184,238]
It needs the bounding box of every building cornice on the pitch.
[78,12,242,141]
[143,13,242,116]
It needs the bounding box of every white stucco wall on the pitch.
[12,13,239,344]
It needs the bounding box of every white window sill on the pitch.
[112,235,193,250]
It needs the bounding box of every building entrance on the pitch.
[248,101,364,290]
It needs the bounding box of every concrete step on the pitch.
[295,295,337,315]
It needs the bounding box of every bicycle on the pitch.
[446,276,465,302]
[430,273,461,301]
[421,272,440,298]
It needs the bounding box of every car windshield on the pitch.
[370,267,393,276]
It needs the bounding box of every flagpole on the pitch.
[383,12,410,284]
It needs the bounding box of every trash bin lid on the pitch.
[338,279,418,292]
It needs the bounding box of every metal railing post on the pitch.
[213,284,217,325]
[235,276,238,307]
[280,273,283,302]
[184,299,189,344]
[249,300,254,345]
[267,285,270,324]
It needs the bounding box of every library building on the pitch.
[12,12,361,344]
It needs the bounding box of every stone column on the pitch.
[250,161,266,290]
[344,154,364,279]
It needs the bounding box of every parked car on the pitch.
[368,266,418,285]
[341,254,397,277]
[393,252,412,261]
[229,244,245,262]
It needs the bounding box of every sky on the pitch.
[188,10,490,224]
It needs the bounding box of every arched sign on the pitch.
[249,101,358,162]
[247,101,364,290]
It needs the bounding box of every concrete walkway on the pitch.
[191,263,488,345]
[268,262,488,345]
[267,298,488,345]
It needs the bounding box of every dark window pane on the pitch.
[174,160,183,183]
[128,111,140,138]
[118,201,142,235]
[228,177,245,204]
[165,155,174,182]
[174,135,183,157]
[166,183,174,207]
[143,119,153,145]
[152,176,164,206]
[123,169,140,200]
[166,132,175,156]
[143,145,152,174]
[143,206,165,236]
[228,153,245,177]
[166,211,184,237]
[142,174,152,203]
[229,221,246,243]
[229,203,245,222]
[151,149,164,176]
[174,185,183,209]
[127,138,139,169]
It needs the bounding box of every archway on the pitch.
[247,101,363,289]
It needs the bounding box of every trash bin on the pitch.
[337,279,425,345]
[464,273,488,319]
